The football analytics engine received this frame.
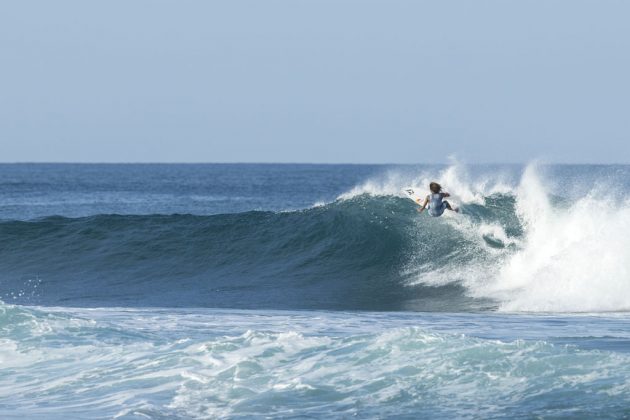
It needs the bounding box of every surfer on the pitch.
[417,182,459,216]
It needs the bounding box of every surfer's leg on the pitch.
[443,201,459,213]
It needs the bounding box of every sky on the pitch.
[1,0,629,164]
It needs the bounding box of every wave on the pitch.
[1,163,629,312]
[0,193,496,311]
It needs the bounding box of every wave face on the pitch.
[0,196,492,311]
[2,163,630,312]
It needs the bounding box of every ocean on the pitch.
[1,163,630,418]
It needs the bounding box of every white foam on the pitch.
[480,165,630,312]
[4,304,630,418]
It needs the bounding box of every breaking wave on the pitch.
[1,163,630,312]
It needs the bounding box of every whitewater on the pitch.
[1,163,630,418]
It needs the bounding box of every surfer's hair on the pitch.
[429,182,442,194]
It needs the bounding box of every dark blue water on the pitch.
[0,163,384,219]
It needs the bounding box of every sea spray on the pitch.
[487,165,630,311]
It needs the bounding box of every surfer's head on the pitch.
[429,182,442,194]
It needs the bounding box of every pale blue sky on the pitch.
[1,1,629,163]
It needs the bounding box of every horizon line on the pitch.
[0,161,629,166]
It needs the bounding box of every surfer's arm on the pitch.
[441,192,451,198]
[417,196,429,213]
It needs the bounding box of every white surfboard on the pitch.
[401,187,426,206]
